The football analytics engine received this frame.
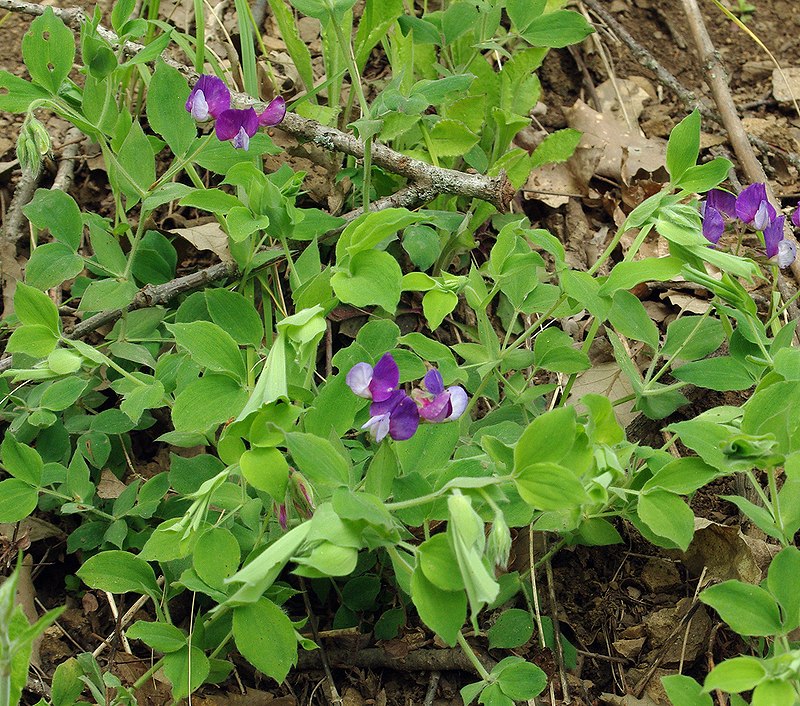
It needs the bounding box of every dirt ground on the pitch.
[3,0,800,704]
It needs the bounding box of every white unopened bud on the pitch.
[486,512,511,570]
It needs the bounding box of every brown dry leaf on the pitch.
[681,517,779,584]
[0,517,64,543]
[171,222,233,262]
[772,67,800,104]
[564,100,667,183]
[595,78,653,123]
[96,469,127,500]
[567,361,637,429]
[193,691,295,706]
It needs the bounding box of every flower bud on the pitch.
[29,118,52,156]
[486,512,511,570]
[289,470,315,518]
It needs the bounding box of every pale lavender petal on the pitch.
[778,239,797,268]
[764,215,785,258]
[188,90,210,121]
[735,182,768,224]
[389,394,420,440]
[753,201,772,231]
[192,75,230,118]
[445,386,468,421]
[793,208,800,229]
[702,207,724,244]
[232,126,250,150]
[363,412,391,443]
[346,362,374,398]
[258,96,286,126]
[706,189,737,219]
[370,353,399,402]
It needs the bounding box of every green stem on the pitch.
[456,631,492,682]
[131,657,165,690]
[558,317,601,405]
[645,305,714,386]
[767,466,787,545]
[385,476,513,511]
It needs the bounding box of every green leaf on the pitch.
[342,575,381,611]
[423,290,458,330]
[704,656,766,693]
[126,621,187,653]
[6,324,59,358]
[26,243,84,290]
[40,376,88,412]
[193,527,241,589]
[233,599,297,682]
[636,490,694,550]
[676,158,733,193]
[167,321,246,381]
[515,406,576,468]
[226,206,271,242]
[115,120,156,202]
[88,221,127,276]
[662,316,725,361]
[13,283,59,333]
[701,581,782,636]
[147,61,195,156]
[428,119,480,158]
[331,250,403,313]
[598,256,684,295]
[514,462,589,510]
[506,0,546,32]
[496,660,548,700]
[766,546,800,631]
[76,550,160,599]
[336,208,423,259]
[667,110,701,183]
[162,646,209,700]
[22,8,75,94]
[0,480,38,522]
[533,327,590,373]
[51,658,85,706]
[410,566,466,647]
[487,609,534,649]
[267,0,315,91]
[23,189,83,250]
[609,289,659,350]
[205,288,264,347]
[285,432,350,488]
[643,457,722,495]
[240,446,290,500]
[403,225,441,271]
[171,374,249,433]
[672,357,754,392]
[751,679,796,706]
[131,230,177,284]
[79,278,138,312]
[521,10,594,48]
[661,675,712,706]
[0,70,49,112]
[530,128,581,170]
[179,188,244,214]
[418,533,463,592]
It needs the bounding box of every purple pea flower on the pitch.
[735,183,776,231]
[701,206,724,245]
[362,390,420,442]
[764,215,786,259]
[792,207,800,229]
[346,353,399,403]
[705,189,737,219]
[257,96,287,127]
[215,107,260,150]
[185,75,231,121]
[413,369,468,423]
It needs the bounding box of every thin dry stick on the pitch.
[92,578,165,657]
[544,557,571,704]
[0,0,514,212]
[0,167,40,314]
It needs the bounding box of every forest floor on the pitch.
[3,0,800,705]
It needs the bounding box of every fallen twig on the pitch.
[296,646,495,675]
[0,167,39,315]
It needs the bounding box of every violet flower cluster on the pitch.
[700,184,797,268]
[346,353,468,442]
[185,75,286,151]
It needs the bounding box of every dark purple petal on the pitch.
[215,108,259,143]
[778,239,797,268]
[389,394,420,440]
[278,503,287,530]
[346,362,373,398]
[370,389,404,416]
[423,369,445,396]
[418,392,451,422]
[258,96,286,126]
[702,206,724,244]
[706,189,737,219]
[735,183,769,225]
[186,75,230,120]
[369,353,399,402]
[792,207,800,229]
[764,215,785,258]
[445,386,468,420]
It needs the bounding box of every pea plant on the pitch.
[1,2,800,705]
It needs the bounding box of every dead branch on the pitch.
[0,0,514,212]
